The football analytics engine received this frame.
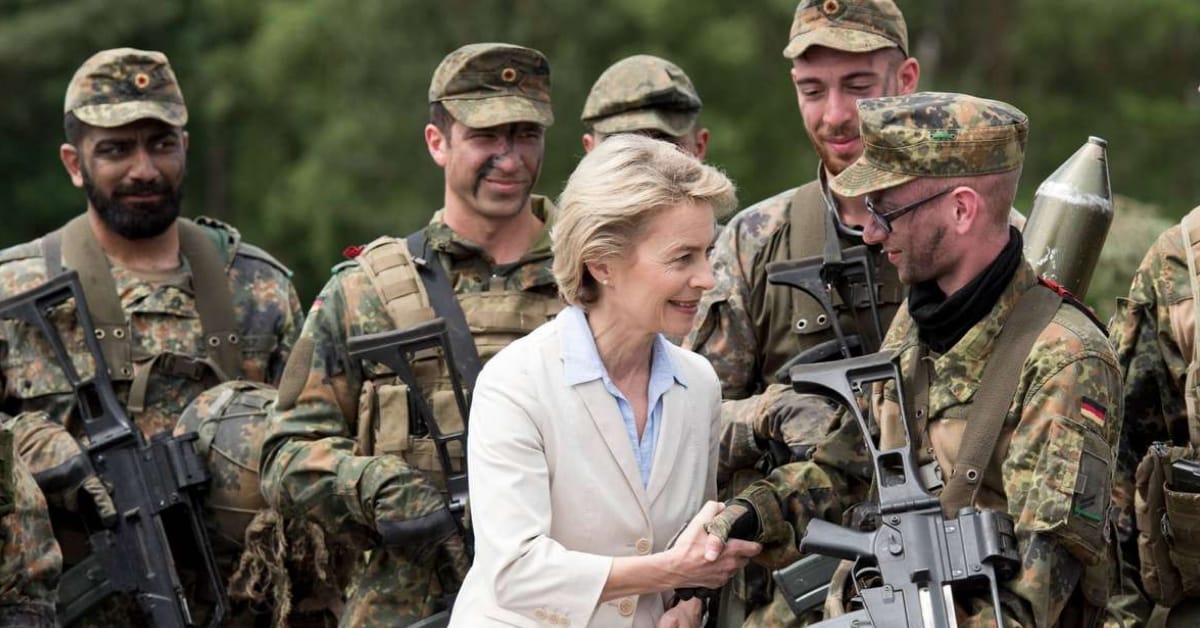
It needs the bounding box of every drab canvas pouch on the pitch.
[1135,443,1200,606]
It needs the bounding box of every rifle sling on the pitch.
[406,230,482,391]
[935,283,1061,516]
[43,216,242,412]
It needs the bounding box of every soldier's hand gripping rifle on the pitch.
[347,318,473,555]
[777,352,1019,627]
[0,271,226,627]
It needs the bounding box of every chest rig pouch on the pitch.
[1135,206,1200,607]
[352,232,561,489]
[40,215,244,424]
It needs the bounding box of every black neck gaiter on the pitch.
[908,226,1023,353]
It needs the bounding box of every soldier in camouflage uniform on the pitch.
[260,43,562,627]
[710,92,1121,625]
[1109,209,1200,623]
[0,421,61,628]
[580,54,709,160]
[682,1,919,623]
[0,48,306,626]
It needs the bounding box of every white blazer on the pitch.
[449,314,720,628]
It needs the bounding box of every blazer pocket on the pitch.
[483,607,542,627]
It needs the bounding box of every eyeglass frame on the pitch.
[863,185,956,234]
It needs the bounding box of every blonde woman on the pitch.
[450,135,759,628]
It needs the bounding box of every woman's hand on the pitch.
[665,500,761,589]
[657,597,703,628]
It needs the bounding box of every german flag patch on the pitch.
[1080,397,1106,427]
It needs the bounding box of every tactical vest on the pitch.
[22,215,288,427]
[352,234,562,488]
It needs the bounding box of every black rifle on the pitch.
[766,244,885,384]
[776,352,1019,627]
[0,271,226,627]
[347,318,473,553]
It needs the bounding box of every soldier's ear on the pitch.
[425,123,450,167]
[60,143,85,189]
[949,186,982,235]
[897,57,920,95]
[581,133,597,153]
[691,128,710,161]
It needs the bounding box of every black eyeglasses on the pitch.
[864,186,955,234]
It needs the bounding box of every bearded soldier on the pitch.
[683,1,919,622]
[0,48,310,626]
[711,92,1120,626]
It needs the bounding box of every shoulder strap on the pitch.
[46,215,135,382]
[786,181,829,262]
[1179,207,1200,430]
[405,231,483,391]
[178,218,242,381]
[355,236,437,328]
[938,284,1062,516]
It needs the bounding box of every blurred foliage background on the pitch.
[1,0,1197,319]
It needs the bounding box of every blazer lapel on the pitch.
[574,378,651,516]
[645,383,685,505]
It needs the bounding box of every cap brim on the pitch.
[590,109,698,137]
[829,158,915,198]
[442,95,554,129]
[72,101,187,128]
[783,28,899,59]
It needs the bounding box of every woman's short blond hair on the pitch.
[552,134,736,307]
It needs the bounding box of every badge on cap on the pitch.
[822,0,844,18]
[134,72,151,90]
[500,67,518,83]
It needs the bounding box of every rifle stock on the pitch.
[0,271,225,627]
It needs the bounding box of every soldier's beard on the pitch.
[83,167,184,240]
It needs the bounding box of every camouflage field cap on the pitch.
[581,55,702,137]
[831,92,1029,198]
[429,42,553,129]
[64,47,187,128]
[783,0,908,59]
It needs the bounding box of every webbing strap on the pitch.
[42,216,240,406]
[938,284,1062,516]
[178,219,241,381]
[406,231,482,391]
[44,215,134,382]
[1179,206,1200,445]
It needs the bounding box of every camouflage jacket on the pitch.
[260,199,560,625]
[1109,222,1192,485]
[685,178,902,485]
[775,260,1117,626]
[0,215,302,624]
[0,216,303,438]
[0,426,60,625]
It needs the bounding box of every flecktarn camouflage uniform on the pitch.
[0,217,303,626]
[0,420,61,628]
[683,2,911,623]
[261,205,561,626]
[722,92,1121,626]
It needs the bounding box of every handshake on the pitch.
[667,500,763,601]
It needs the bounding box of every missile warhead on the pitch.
[1022,136,1113,300]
